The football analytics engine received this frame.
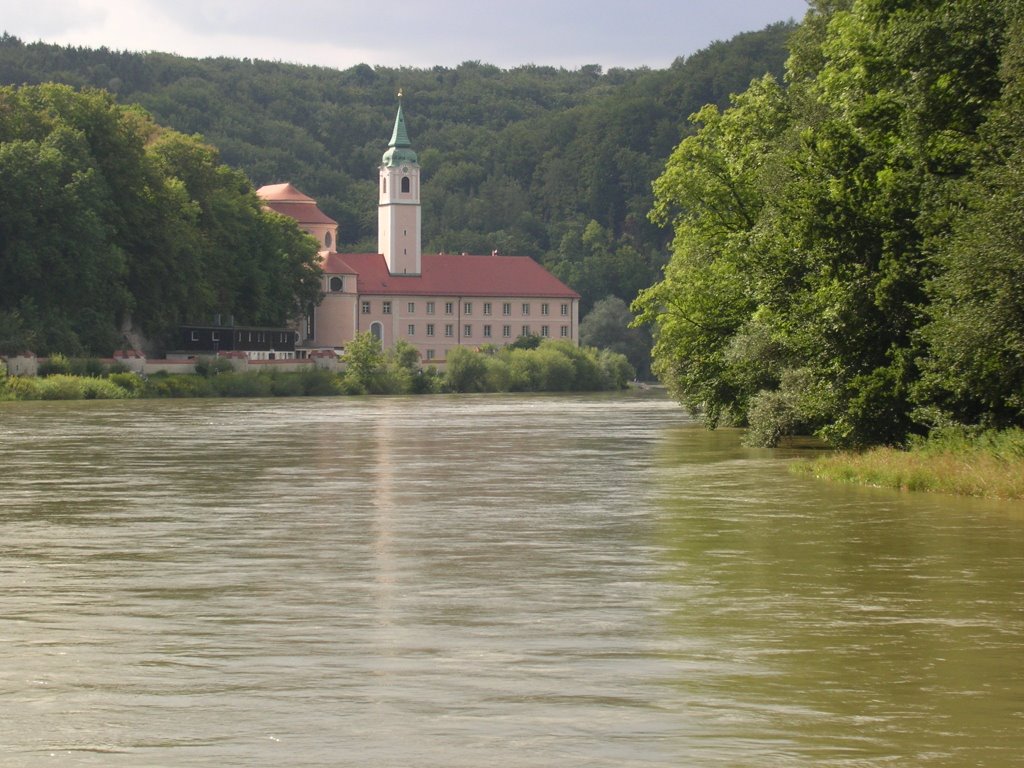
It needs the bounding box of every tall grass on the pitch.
[794,428,1024,500]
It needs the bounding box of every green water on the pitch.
[1,393,1021,766]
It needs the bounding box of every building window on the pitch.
[426,349,435,360]
[445,302,454,315]
[426,323,435,337]
[212,331,220,341]
[325,231,333,249]
[522,325,531,337]
[483,302,492,315]
[502,302,512,316]
[502,325,511,338]
[382,178,386,193]
[190,331,199,341]
[463,302,472,315]
[426,301,435,314]
[382,301,392,314]
[464,324,472,337]
[483,325,492,338]
[401,177,410,193]
[541,325,549,337]
[444,324,454,337]
[560,326,569,338]
[541,303,549,316]
[561,303,569,316]
[408,324,416,335]
[522,303,530,316]
[370,322,383,341]
[237,332,242,342]
[361,301,371,314]
[408,302,415,313]
[329,276,343,292]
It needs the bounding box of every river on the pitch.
[1,392,1022,767]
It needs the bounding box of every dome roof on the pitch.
[256,183,317,203]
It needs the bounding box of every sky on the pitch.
[0,0,810,71]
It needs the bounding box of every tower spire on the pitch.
[383,91,417,165]
[379,94,421,275]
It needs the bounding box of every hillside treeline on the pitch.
[635,0,1024,447]
[0,85,322,355]
[0,24,796,316]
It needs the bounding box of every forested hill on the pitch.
[0,23,796,314]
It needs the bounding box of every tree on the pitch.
[579,296,651,379]
[341,331,384,393]
[916,4,1024,429]
[0,84,323,355]
[636,0,1015,447]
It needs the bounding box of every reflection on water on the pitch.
[0,393,1022,767]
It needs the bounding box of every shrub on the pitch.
[69,357,106,377]
[2,375,42,400]
[79,377,132,399]
[265,370,306,397]
[299,367,342,396]
[194,356,235,377]
[445,346,490,392]
[744,368,828,447]
[37,375,86,399]
[596,349,634,389]
[533,345,576,390]
[107,371,145,396]
[37,353,71,376]
[212,371,272,397]
[143,374,215,398]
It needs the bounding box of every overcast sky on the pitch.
[1,0,809,71]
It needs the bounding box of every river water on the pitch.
[1,392,1022,767]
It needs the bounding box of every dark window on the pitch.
[401,177,410,193]
[329,276,343,292]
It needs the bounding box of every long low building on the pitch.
[258,100,579,363]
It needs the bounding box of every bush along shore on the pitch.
[0,340,634,402]
[793,428,1024,501]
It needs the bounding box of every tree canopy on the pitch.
[0,84,322,355]
[635,0,1024,447]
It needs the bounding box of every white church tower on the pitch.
[378,94,421,276]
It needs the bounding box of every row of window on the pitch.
[404,324,569,339]
[190,330,294,344]
[359,300,571,316]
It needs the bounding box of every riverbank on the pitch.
[793,428,1024,500]
[0,342,635,401]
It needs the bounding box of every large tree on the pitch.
[0,84,322,355]
[636,0,1015,447]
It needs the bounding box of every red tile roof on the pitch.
[322,252,579,299]
[256,183,338,226]
[263,200,338,226]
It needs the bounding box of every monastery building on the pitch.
[257,101,580,363]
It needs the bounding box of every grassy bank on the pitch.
[793,428,1024,500]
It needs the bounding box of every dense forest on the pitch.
[635,0,1024,448]
[0,85,323,355]
[0,21,795,333]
